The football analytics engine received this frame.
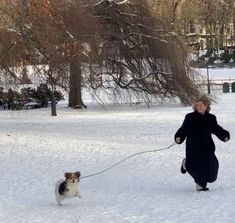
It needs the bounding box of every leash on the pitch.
[80,142,176,180]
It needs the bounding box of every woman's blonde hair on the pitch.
[193,95,211,112]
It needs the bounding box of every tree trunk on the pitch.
[69,60,87,109]
[51,85,57,116]
[233,0,235,46]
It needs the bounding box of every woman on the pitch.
[175,95,230,191]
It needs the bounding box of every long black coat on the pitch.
[175,110,230,187]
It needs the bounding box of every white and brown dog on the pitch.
[55,172,82,205]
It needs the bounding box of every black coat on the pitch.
[175,110,230,187]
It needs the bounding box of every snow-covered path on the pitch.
[0,94,234,223]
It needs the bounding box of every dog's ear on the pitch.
[64,172,71,178]
[74,171,81,178]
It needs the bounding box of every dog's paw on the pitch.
[78,195,82,198]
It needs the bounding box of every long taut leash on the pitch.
[80,142,176,180]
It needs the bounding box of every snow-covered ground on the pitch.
[0,83,235,222]
[198,67,235,81]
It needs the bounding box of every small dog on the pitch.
[55,171,82,205]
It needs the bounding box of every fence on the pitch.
[197,78,235,94]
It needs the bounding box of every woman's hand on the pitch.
[224,137,229,142]
[175,137,181,144]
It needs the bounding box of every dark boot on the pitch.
[196,183,209,191]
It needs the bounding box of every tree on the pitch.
[182,0,234,52]
[0,0,70,115]
[0,0,199,111]
[86,0,199,104]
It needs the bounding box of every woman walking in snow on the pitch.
[175,95,230,191]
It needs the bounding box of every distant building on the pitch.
[175,0,235,52]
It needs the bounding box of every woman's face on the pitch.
[195,101,207,114]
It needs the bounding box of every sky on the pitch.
[0,69,235,223]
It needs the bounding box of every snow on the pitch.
[117,0,130,4]
[1,74,235,222]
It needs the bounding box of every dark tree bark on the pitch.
[69,61,87,109]
[50,85,57,116]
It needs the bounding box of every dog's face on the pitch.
[64,172,81,184]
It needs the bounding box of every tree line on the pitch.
[0,0,200,115]
[150,0,235,60]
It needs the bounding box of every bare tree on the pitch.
[85,0,199,104]
[0,0,199,112]
[0,0,71,115]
